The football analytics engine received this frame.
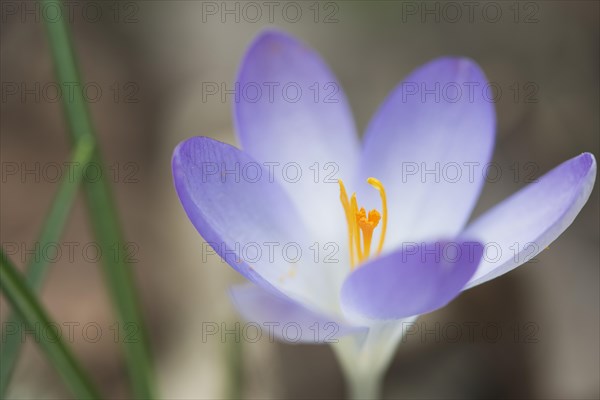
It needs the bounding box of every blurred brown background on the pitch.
[1,1,598,399]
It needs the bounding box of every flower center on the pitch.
[338,177,388,270]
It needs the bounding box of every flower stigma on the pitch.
[338,177,388,270]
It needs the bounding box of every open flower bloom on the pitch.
[172,30,596,389]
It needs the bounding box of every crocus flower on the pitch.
[172,30,596,398]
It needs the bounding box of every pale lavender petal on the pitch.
[234,30,359,240]
[341,241,483,321]
[231,284,365,344]
[464,153,596,289]
[172,136,312,298]
[357,57,495,248]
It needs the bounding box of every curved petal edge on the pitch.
[341,241,484,322]
[464,152,596,289]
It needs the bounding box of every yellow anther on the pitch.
[367,177,388,255]
[350,194,363,262]
[338,179,356,269]
[338,177,388,269]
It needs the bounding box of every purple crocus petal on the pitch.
[340,241,484,321]
[234,30,359,240]
[231,284,366,344]
[172,136,311,298]
[357,57,495,248]
[463,153,596,289]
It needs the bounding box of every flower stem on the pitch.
[346,371,382,400]
[332,338,384,400]
[333,321,417,400]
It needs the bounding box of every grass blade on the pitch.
[41,1,155,397]
[0,251,101,399]
[0,136,95,395]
